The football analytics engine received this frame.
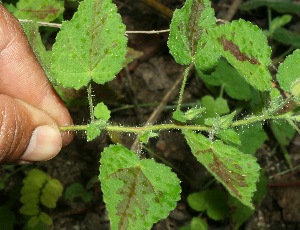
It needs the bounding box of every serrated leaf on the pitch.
[183,130,260,208]
[20,21,52,80]
[94,102,111,121]
[20,193,40,205]
[168,0,220,70]
[100,145,181,230]
[41,179,63,208]
[14,0,64,22]
[268,88,283,113]
[185,107,206,120]
[216,129,241,145]
[86,122,103,141]
[198,59,253,100]
[219,111,236,129]
[23,169,48,189]
[39,212,53,225]
[19,204,40,216]
[277,49,300,94]
[236,123,268,155]
[210,19,272,91]
[139,131,159,144]
[173,110,187,123]
[51,0,127,89]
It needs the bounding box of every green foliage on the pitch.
[210,19,272,91]
[168,0,220,71]
[99,145,181,230]
[187,189,229,220]
[183,130,260,208]
[277,49,300,96]
[20,169,63,228]
[240,0,300,14]
[0,205,15,230]
[51,0,127,89]
[236,123,268,155]
[64,183,93,203]
[198,59,253,100]
[13,0,64,21]
[13,0,300,228]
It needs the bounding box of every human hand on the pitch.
[0,5,73,163]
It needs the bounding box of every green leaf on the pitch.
[229,197,253,230]
[139,131,159,144]
[198,59,253,100]
[20,21,53,80]
[51,0,127,89]
[100,145,181,230]
[210,19,272,91]
[277,49,300,94]
[20,193,40,205]
[188,189,229,221]
[202,96,230,117]
[167,0,220,70]
[86,122,102,141]
[236,123,268,155]
[41,179,63,208]
[94,102,111,121]
[270,121,295,146]
[272,28,300,48]
[22,169,48,189]
[183,130,260,208]
[173,110,187,123]
[216,129,241,145]
[185,107,206,120]
[240,0,300,14]
[268,88,283,113]
[27,216,40,228]
[39,212,53,225]
[19,204,40,216]
[64,183,93,203]
[268,15,292,36]
[14,0,64,22]
[191,217,208,230]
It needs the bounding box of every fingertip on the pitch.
[21,125,62,162]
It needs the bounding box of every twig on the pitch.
[18,19,170,34]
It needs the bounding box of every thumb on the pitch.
[0,95,62,163]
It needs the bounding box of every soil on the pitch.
[1,0,300,229]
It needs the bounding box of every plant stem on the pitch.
[176,64,192,111]
[59,112,293,133]
[87,84,94,122]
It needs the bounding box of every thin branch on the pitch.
[18,19,170,34]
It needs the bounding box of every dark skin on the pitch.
[0,5,73,163]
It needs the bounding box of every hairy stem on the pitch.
[176,64,192,111]
[87,84,94,122]
[59,112,294,134]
